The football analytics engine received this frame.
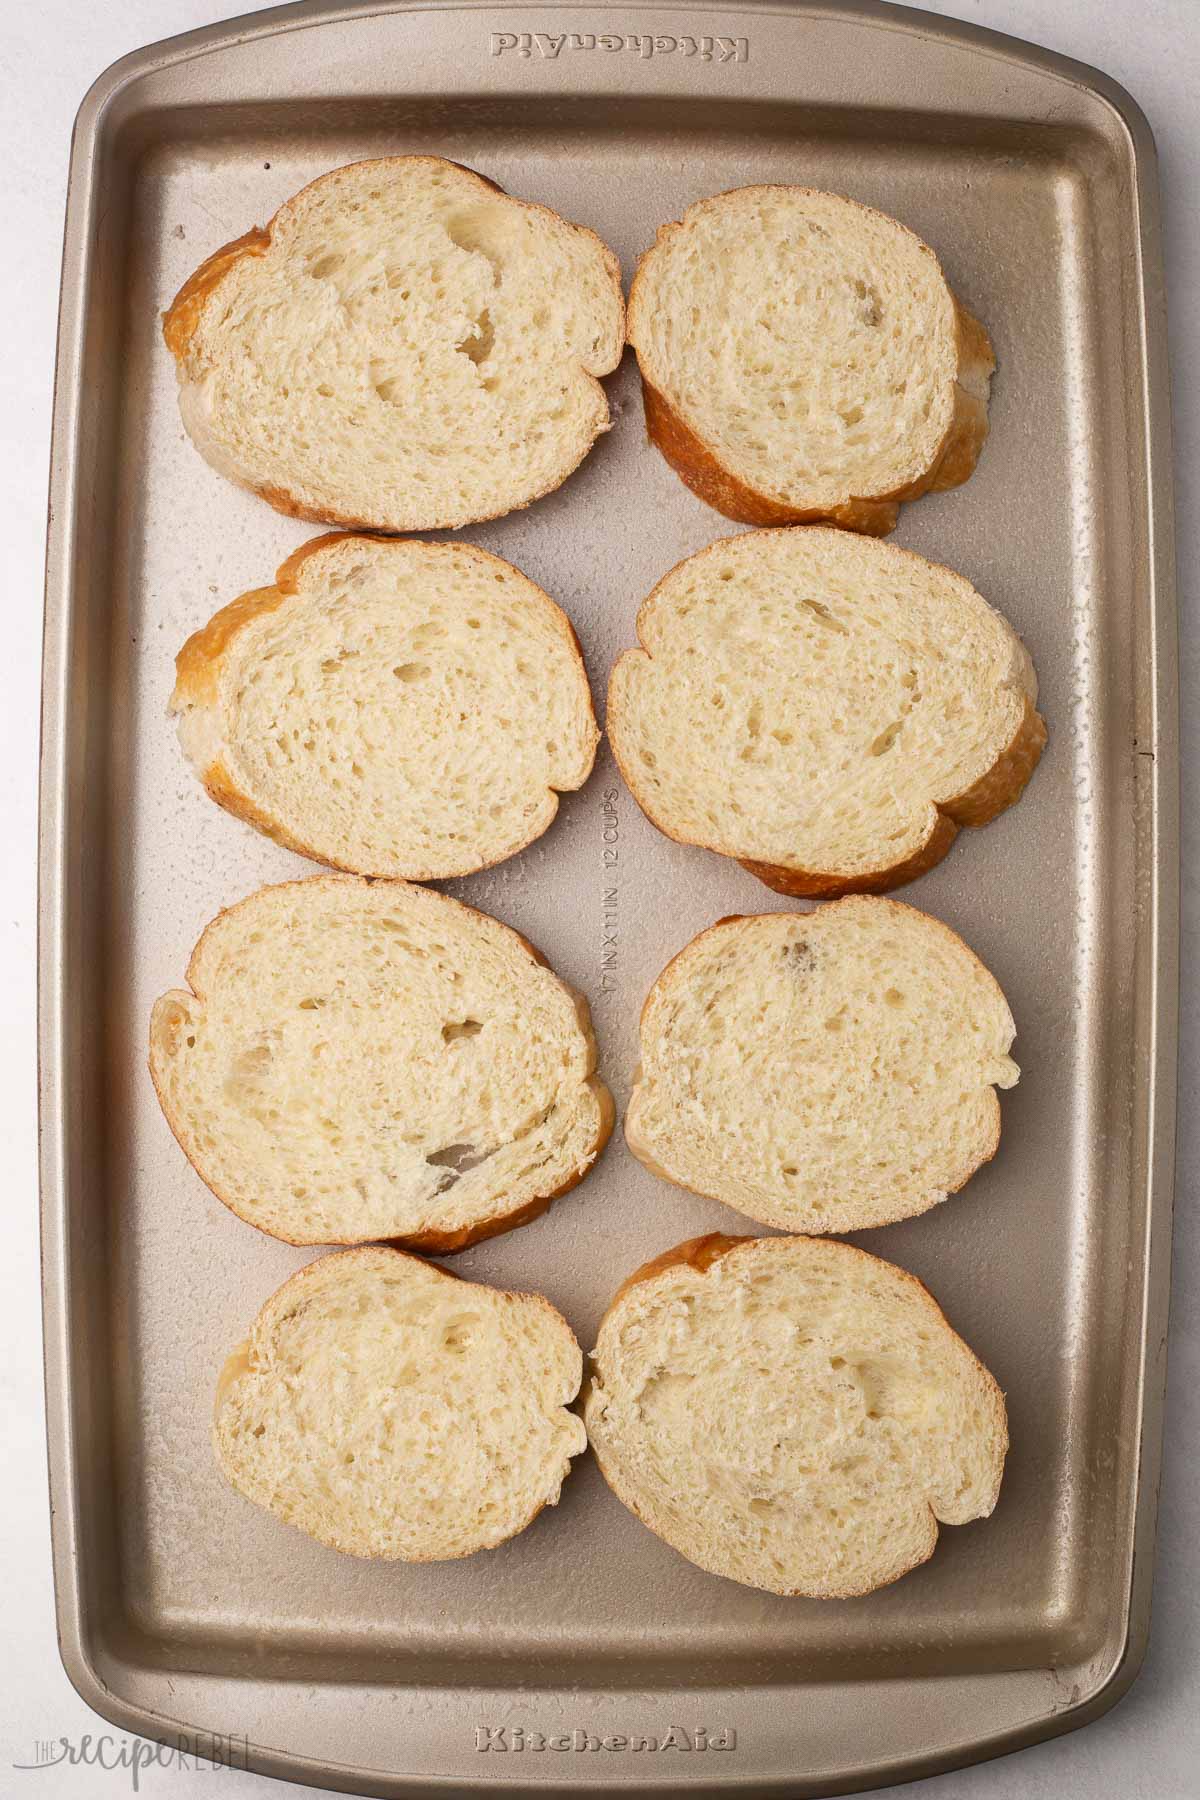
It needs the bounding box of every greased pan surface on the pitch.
[39,2,1177,1793]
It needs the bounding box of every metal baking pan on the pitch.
[39,0,1178,1793]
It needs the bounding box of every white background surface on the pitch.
[2,1,1195,1796]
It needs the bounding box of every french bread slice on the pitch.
[584,1233,1007,1597]
[172,533,599,880]
[215,1247,587,1559]
[163,157,624,531]
[608,527,1045,897]
[149,876,613,1250]
[627,186,994,534]
[626,898,1017,1233]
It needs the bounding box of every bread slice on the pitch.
[626,898,1017,1233]
[163,157,624,531]
[172,533,599,880]
[215,1247,586,1559]
[149,876,613,1250]
[608,527,1045,897]
[627,186,994,534]
[584,1233,1007,1597]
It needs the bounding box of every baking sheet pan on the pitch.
[39,0,1178,1792]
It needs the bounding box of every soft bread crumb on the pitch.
[626,897,1017,1233]
[608,526,1044,894]
[163,157,625,531]
[585,1233,1007,1596]
[149,875,613,1248]
[215,1247,587,1559]
[172,534,599,880]
[628,186,993,529]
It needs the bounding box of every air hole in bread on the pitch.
[441,1314,480,1353]
[442,207,504,278]
[456,307,495,367]
[427,1142,491,1175]
[442,1018,483,1042]
[800,597,849,634]
[869,720,904,756]
[372,367,403,405]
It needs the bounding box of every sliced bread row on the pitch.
[174,526,1042,894]
[215,1234,1006,1596]
[165,162,990,537]
[151,883,1015,1248]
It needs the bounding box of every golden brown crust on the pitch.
[941,699,1048,828]
[250,484,404,534]
[149,874,614,1253]
[623,898,1009,1233]
[171,533,600,881]
[925,303,995,494]
[197,758,323,863]
[213,1340,253,1419]
[163,156,624,533]
[609,1232,753,1309]
[608,528,1045,897]
[627,189,994,535]
[737,697,1044,898]
[173,586,288,708]
[587,1232,1008,1597]
[736,812,960,899]
[640,376,900,534]
[162,227,270,358]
